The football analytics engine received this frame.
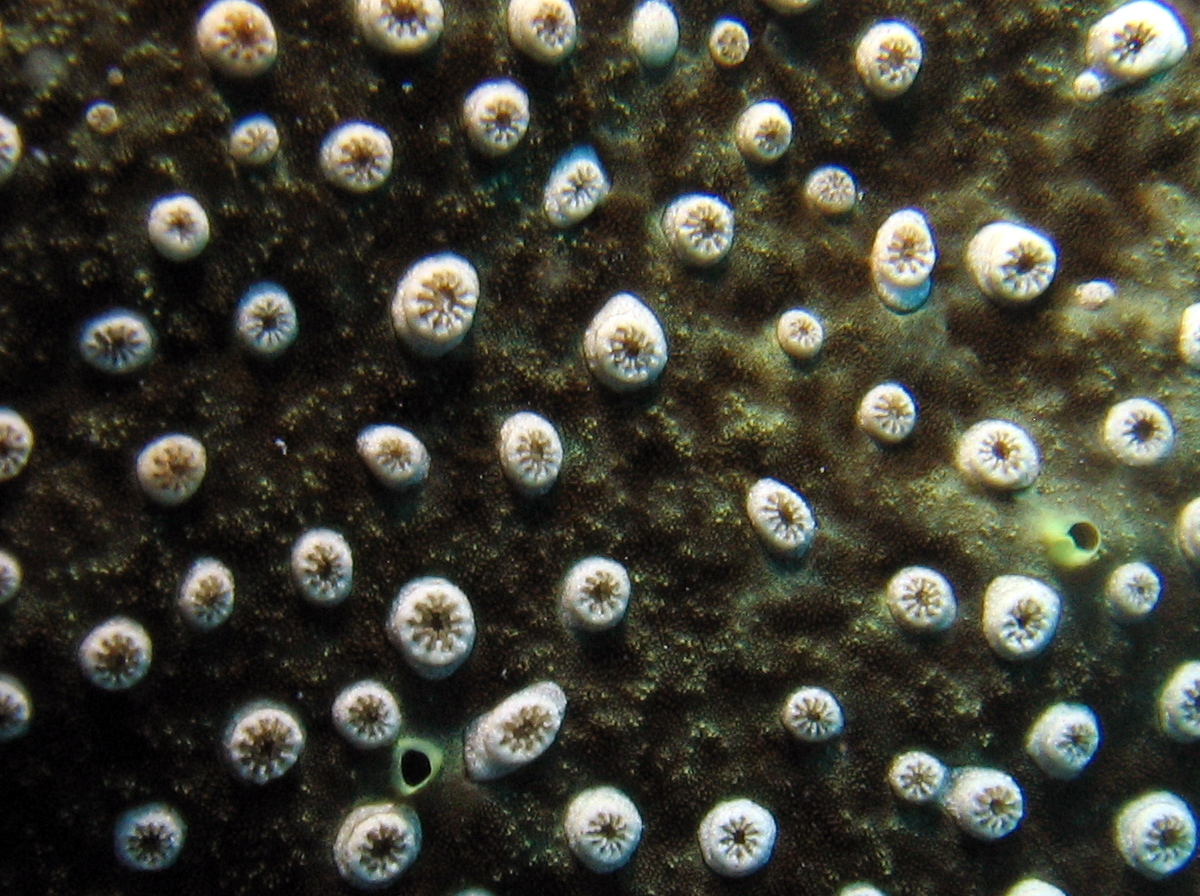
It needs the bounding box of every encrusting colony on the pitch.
[2,0,1199,891]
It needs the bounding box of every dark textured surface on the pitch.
[0,0,1198,894]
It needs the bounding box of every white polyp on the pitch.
[1077,1,1189,99]
[854,20,923,100]
[856,382,917,444]
[746,477,817,559]
[1005,881,1068,896]
[662,193,735,266]
[334,802,421,888]
[228,113,279,165]
[332,679,403,749]
[136,433,207,506]
[462,79,530,158]
[0,549,21,605]
[1102,397,1175,466]
[697,798,776,877]
[498,411,563,496]
[543,146,610,227]
[1074,279,1115,310]
[178,557,235,631]
[290,528,354,605]
[79,309,156,374]
[355,0,444,56]
[356,424,430,490]
[195,0,278,78]
[235,281,298,357]
[320,121,393,193]
[147,194,210,262]
[885,566,956,633]
[888,750,948,804]
[0,674,31,742]
[114,803,186,871]
[0,408,32,482]
[390,252,480,358]
[955,419,1041,491]
[1179,302,1200,368]
[708,17,750,68]
[965,222,1058,305]
[803,165,857,216]
[1178,496,1200,567]
[583,293,668,391]
[386,577,476,680]
[628,0,678,68]
[507,0,577,64]
[1157,660,1200,743]
[560,556,632,632]
[223,700,306,783]
[870,208,935,312]
[734,100,793,164]
[982,575,1061,661]
[0,114,23,185]
[940,767,1025,840]
[564,785,644,872]
[1104,561,1162,620]
[1024,702,1101,779]
[780,686,844,742]
[1114,790,1197,880]
[78,616,153,691]
[463,680,567,780]
[776,308,825,362]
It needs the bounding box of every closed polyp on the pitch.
[178,557,235,631]
[507,0,577,64]
[941,767,1024,840]
[320,121,393,193]
[79,310,156,374]
[391,252,480,357]
[235,282,298,357]
[356,0,444,55]
[697,798,776,877]
[1157,660,1200,743]
[955,419,1041,491]
[746,477,817,558]
[1102,397,1174,466]
[885,566,956,633]
[564,785,644,872]
[334,802,422,888]
[386,577,476,680]
[223,700,305,783]
[780,685,844,742]
[498,411,563,496]
[462,79,530,157]
[79,616,152,690]
[464,680,567,780]
[662,193,734,266]
[854,20,923,99]
[1114,790,1196,880]
[982,575,1061,661]
[965,222,1057,305]
[560,556,631,631]
[136,433,207,506]
[357,424,430,489]
[583,293,668,391]
[1104,561,1162,620]
[332,680,402,749]
[291,528,353,605]
[1024,702,1101,779]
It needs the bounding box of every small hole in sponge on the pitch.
[1067,521,1100,552]
[400,748,432,788]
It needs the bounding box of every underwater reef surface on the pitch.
[0,0,1198,893]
